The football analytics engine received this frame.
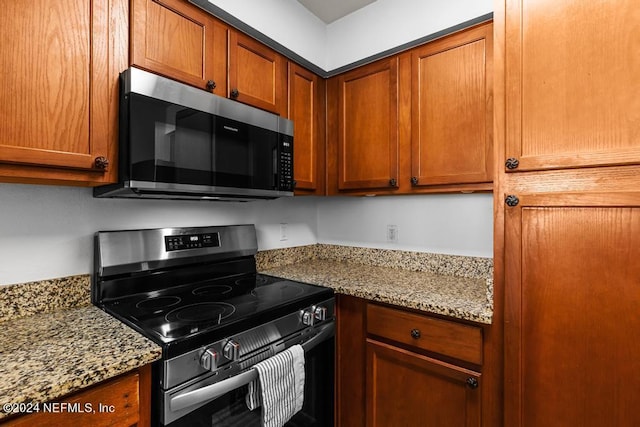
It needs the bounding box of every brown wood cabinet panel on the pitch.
[366,339,481,427]
[503,0,640,172]
[0,0,126,185]
[336,295,366,427]
[228,31,287,116]
[367,303,483,365]
[336,57,399,191]
[131,0,227,95]
[288,63,325,194]
[411,23,493,187]
[504,192,640,427]
[3,370,142,427]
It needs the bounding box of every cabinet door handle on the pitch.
[410,329,421,339]
[206,80,216,91]
[505,157,520,170]
[94,156,109,170]
[466,377,479,389]
[505,195,520,207]
[410,176,418,186]
[230,89,240,99]
[389,178,397,187]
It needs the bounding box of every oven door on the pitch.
[163,323,334,427]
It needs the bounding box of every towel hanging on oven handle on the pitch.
[170,321,335,412]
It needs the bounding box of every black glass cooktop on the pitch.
[101,273,332,351]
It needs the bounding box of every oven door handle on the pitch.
[169,321,335,412]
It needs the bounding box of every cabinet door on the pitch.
[288,63,325,194]
[228,31,287,116]
[366,339,481,427]
[504,192,640,426]
[0,0,126,184]
[131,0,227,95]
[337,58,399,191]
[503,0,640,172]
[411,23,492,188]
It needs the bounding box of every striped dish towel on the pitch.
[246,344,305,427]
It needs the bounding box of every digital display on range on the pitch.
[165,233,220,251]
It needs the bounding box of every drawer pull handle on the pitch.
[466,377,479,389]
[410,329,421,339]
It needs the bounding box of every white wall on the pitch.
[0,184,317,286]
[317,194,493,257]
[205,0,328,69]
[0,184,492,286]
[206,0,493,72]
[326,0,493,70]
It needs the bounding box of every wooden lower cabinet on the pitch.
[366,339,480,427]
[2,365,151,427]
[504,192,640,426]
[336,295,484,427]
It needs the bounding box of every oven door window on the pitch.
[127,94,279,190]
[165,338,334,427]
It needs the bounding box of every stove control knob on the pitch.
[302,310,315,326]
[223,339,240,361]
[314,306,327,322]
[200,348,219,371]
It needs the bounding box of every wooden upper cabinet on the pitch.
[131,0,227,95]
[411,23,493,188]
[0,0,127,185]
[503,0,640,172]
[288,63,325,194]
[336,57,400,192]
[503,192,640,427]
[228,31,287,116]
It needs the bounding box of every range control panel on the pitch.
[165,232,220,252]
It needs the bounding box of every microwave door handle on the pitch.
[169,322,335,412]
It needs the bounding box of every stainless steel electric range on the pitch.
[93,225,334,426]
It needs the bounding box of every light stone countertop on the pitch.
[0,278,161,420]
[260,258,493,324]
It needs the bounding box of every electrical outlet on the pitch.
[280,223,288,241]
[387,225,398,243]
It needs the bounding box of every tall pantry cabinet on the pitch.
[494,0,640,426]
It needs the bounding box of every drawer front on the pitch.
[3,371,140,427]
[366,303,483,365]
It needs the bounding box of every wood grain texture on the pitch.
[3,371,140,427]
[337,57,399,191]
[228,31,287,116]
[130,0,224,94]
[366,339,481,427]
[505,0,640,172]
[411,23,493,186]
[504,193,640,427]
[288,63,323,193]
[367,303,483,365]
[0,0,124,184]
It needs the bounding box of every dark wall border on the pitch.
[189,0,492,78]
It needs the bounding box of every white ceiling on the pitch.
[296,0,377,23]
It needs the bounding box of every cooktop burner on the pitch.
[136,296,182,310]
[166,302,236,323]
[102,273,331,347]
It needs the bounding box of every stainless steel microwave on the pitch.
[93,67,294,201]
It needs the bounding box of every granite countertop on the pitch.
[261,258,493,324]
[0,278,162,420]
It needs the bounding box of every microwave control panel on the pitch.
[279,135,294,191]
